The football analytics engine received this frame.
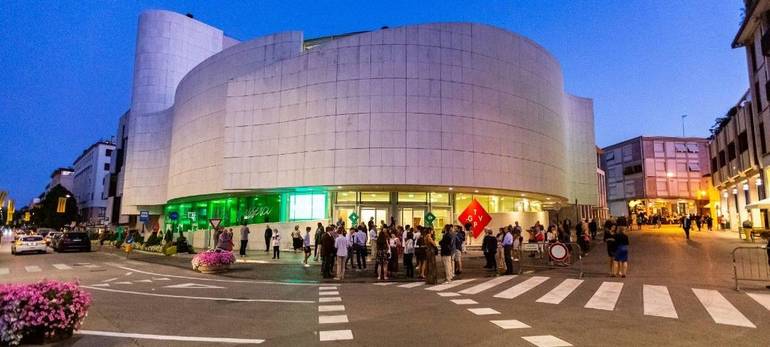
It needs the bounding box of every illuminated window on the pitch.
[430,192,449,205]
[398,192,427,203]
[289,194,326,220]
[336,192,357,203]
[360,192,390,202]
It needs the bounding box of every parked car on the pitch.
[36,228,56,237]
[55,232,91,252]
[45,231,63,247]
[11,235,47,255]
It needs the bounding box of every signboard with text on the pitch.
[139,211,150,222]
[457,198,491,238]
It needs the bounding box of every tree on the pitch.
[36,185,79,229]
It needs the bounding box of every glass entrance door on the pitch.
[399,207,426,226]
[361,207,389,227]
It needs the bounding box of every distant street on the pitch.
[1,225,768,346]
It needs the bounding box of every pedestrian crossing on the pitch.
[0,262,104,275]
[373,275,770,328]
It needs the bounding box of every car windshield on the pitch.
[22,236,43,242]
[64,233,87,239]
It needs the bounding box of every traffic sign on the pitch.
[168,212,179,221]
[457,198,491,238]
[139,211,150,222]
[209,218,222,229]
[348,212,359,225]
[424,212,436,226]
[548,243,569,261]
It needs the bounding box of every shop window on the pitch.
[361,192,390,202]
[289,193,326,220]
[336,191,357,203]
[398,192,427,203]
[429,192,449,205]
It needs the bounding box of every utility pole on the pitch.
[681,114,688,137]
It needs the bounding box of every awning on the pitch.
[702,203,711,208]
[745,198,770,210]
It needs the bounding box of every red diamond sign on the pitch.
[458,198,491,238]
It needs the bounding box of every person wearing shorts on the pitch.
[613,226,629,278]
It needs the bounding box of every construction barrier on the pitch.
[732,246,770,290]
[516,241,584,278]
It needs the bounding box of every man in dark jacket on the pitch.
[264,225,273,252]
[321,227,336,278]
[681,215,692,240]
[482,228,498,270]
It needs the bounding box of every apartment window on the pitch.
[622,164,643,176]
[605,151,615,162]
[718,150,726,167]
[727,142,737,161]
[760,123,768,154]
[687,162,701,172]
[755,81,763,114]
[104,163,110,171]
[674,143,687,153]
[749,43,758,71]
[738,131,749,153]
[686,144,699,153]
[105,149,113,157]
[711,157,718,173]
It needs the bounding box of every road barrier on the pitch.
[516,242,584,278]
[732,246,770,290]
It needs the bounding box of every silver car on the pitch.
[12,235,47,255]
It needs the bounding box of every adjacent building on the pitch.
[45,167,74,193]
[113,10,599,247]
[595,147,609,221]
[603,136,712,220]
[72,140,116,224]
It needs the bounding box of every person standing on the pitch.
[303,226,312,266]
[321,228,336,278]
[603,221,617,276]
[354,226,367,270]
[376,229,390,280]
[218,228,234,251]
[439,226,456,282]
[403,231,415,278]
[369,224,379,274]
[271,228,281,259]
[482,228,497,271]
[314,222,324,261]
[424,229,439,285]
[682,214,692,240]
[264,225,273,252]
[239,224,250,257]
[292,225,302,252]
[454,226,465,275]
[415,229,427,279]
[502,227,514,275]
[346,228,356,269]
[695,215,703,232]
[589,218,598,240]
[334,231,349,280]
[614,225,630,277]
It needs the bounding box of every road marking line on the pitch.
[425,279,476,291]
[437,292,461,297]
[53,264,72,270]
[459,275,516,295]
[136,279,153,283]
[125,272,133,276]
[25,266,42,273]
[0,268,9,275]
[81,286,314,303]
[164,283,225,289]
[90,283,110,287]
[105,265,318,286]
[319,297,342,303]
[318,329,353,341]
[692,288,755,328]
[114,281,132,285]
[84,264,99,268]
[451,299,478,305]
[152,277,170,281]
[398,282,425,288]
[319,286,338,290]
[494,276,549,299]
[643,285,678,319]
[318,305,345,312]
[490,319,531,329]
[536,279,583,304]
[467,308,500,316]
[521,335,573,347]
[584,282,623,311]
[373,282,395,286]
[102,277,118,283]
[318,315,349,324]
[76,330,264,344]
[747,293,770,311]
[319,291,340,296]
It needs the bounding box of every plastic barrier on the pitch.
[732,246,770,290]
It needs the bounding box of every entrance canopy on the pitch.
[745,198,770,209]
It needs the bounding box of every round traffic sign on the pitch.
[548,243,569,261]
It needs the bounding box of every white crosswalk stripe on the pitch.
[0,268,9,275]
[585,282,623,311]
[459,275,516,295]
[425,279,476,291]
[746,292,770,311]
[398,282,425,288]
[25,266,42,273]
[522,335,573,347]
[493,276,549,299]
[536,279,583,304]
[53,264,72,270]
[643,285,678,319]
[692,289,755,328]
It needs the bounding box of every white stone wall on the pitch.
[564,94,599,205]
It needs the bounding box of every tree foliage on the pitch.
[32,185,79,229]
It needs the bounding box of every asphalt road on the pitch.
[0,226,768,346]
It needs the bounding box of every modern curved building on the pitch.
[114,10,598,246]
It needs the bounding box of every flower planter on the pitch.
[20,328,73,345]
[196,264,230,274]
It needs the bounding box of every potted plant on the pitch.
[191,250,235,273]
[0,280,91,346]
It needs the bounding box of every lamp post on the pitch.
[680,114,688,137]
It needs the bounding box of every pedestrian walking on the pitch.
[482,228,497,271]
[303,226,312,265]
[369,224,378,273]
[614,224,630,278]
[681,214,692,240]
[239,224,250,257]
[321,227,335,278]
[439,225,456,282]
[271,229,281,259]
[314,222,324,261]
[403,231,415,278]
[603,221,617,276]
[695,215,702,231]
[334,230,349,280]
[264,225,273,252]
[706,215,713,231]
[424,229,439,284]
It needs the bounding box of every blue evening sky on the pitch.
[0,0,749,204]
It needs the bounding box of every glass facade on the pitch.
[454,193,542,214]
